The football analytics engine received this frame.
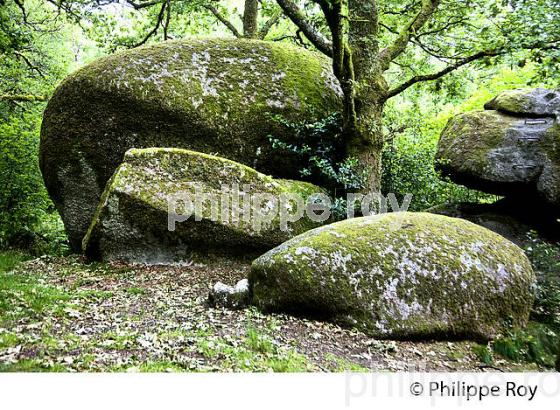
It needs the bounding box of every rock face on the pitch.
[83,148,326,263]
[40,38,342,250]
[436,102,560,204]
[250,212,535,340]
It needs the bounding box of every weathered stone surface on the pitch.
[250,212,535,340]
[40,38,342,250]
[435,110,560,204]
[209,279,250,309]
[83,148,326,263]
[484,88,560,117]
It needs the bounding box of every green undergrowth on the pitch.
[473,322,559,368]
[0,252,72,327]
[195,313,316,372]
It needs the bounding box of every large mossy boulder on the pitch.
[435,109,560,204]
[250,212,535,340]
[83,148,326,263]
[40,38,342,250]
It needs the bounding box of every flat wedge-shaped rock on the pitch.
[484,88,560,117]
[250,212,535,340]
[40,38,342,251]
[83,148,326,263]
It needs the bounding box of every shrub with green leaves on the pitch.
[381,135,486,211]
[492,323,558,368]
[268,112,367,191]
[268,113,370,220]
[0,110,68,255]
[0,112,48,245]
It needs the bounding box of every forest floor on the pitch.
[0,252,549,372]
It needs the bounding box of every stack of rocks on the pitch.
[39,38,343,258]
[433,88,560,245]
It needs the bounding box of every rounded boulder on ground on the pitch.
[250,212,535,340]
[40,38,342,250]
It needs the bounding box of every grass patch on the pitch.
[126,287,146,296]
[0,359,67,372]
[196,325,314,372]
[472,344,493,365]
[0,251,31,273]
[0,332,20,349]
[325,353,369,371]
[98,331,138,350]
[0,271,72,325]
[77,289,114,300]
[0,251,73,326]
[491,322,559,368]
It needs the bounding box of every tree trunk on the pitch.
[343,0,387,193]
[344,99,385,193]
[243,0,259,38]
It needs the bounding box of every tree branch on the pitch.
[259,10,282,39]
[125,0,164,10]
[386,37,560,100]
[379,0,441,70]
[133,0,167,47]
[0,94,47,102]
[275,0,333,57]
[14,0,28,23]
[386,49,500,99]
[204,4,242,38]
[14,51,46,78]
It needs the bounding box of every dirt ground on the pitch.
[0,255,547,372]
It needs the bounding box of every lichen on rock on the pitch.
[435,105,560,205]
[250,212,535,340]
[484,88,560,117]
[83,148,327,263]
[40,38,342,251]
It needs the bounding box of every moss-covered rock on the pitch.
[435,110,560,205]
[250,212,535,340]
[40,38,342,250]
[83,148,327,263]
[484,88,560,116]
